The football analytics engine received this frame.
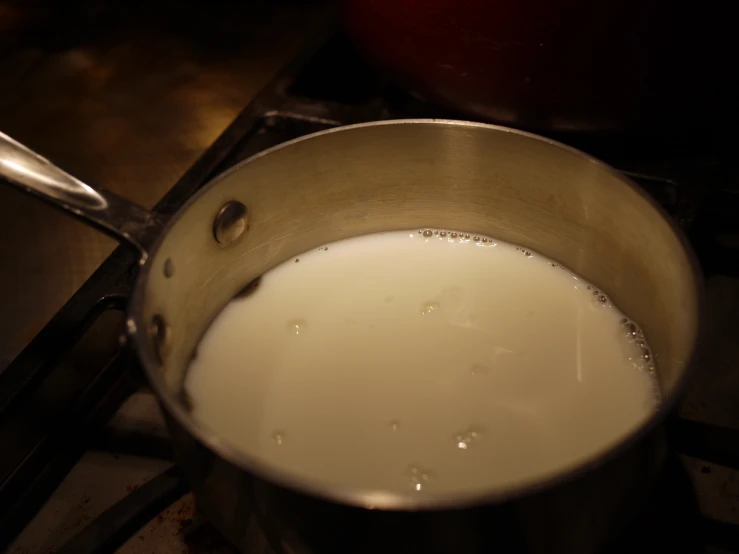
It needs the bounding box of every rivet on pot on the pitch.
[163,258,174,278]
[149,314,171,365]
[213,201,248,245]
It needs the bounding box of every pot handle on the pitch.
[0,130,164,263]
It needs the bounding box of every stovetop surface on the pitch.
[2,22,739,554]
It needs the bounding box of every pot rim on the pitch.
[128,118,704,510]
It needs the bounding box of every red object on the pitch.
[343,0,734,133]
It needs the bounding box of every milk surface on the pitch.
[185,230,658,496]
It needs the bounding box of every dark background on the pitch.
[0,0,335,370]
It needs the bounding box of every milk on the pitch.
[185,230,659,496]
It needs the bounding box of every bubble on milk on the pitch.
[584,285,610,308]
[420,301,440,316]
[271,430,286,445]
[454,426,484,450]
[619,318,657,375]
[389,420,400,431]
[418,228,495,246]
[623,320,644,342]
[406,464,435,491]
[287,319,307,335]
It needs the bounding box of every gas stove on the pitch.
[2,30,739,554]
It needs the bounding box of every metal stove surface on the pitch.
[3,28,739,554]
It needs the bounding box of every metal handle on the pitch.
[0,130,164,262]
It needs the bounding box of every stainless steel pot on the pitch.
[0,120,702,553]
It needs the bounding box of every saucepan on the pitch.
[0,120,701,553]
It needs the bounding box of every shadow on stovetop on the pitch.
[602,453,704,554]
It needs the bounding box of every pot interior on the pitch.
[133,120,700,481]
